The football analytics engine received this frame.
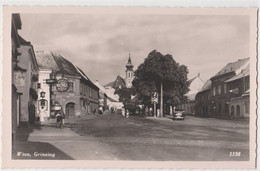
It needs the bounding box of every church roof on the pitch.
[112,75,126,89]
[126,54,133,68]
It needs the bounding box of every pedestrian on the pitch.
[111,107,114,114]
[126,109,129,118]
[121,107,125,116]
[56,110,63,128]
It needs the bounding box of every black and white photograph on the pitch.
[2,6,257,169]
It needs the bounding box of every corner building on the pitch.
[35,51,99,120]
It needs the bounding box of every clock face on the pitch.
[56,79,69,92]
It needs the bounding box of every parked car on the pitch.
[173,108,185,120]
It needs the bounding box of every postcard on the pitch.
[2,6,257,169]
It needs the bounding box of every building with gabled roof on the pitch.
[210,58,249,117]
[35,51,99,122]
[195,58,250,118]
[182,74,204,115]
[195,80,212,116]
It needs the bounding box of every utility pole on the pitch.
[160,81,163,117]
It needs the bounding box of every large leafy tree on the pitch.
[132,50,190,117]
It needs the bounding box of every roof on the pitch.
[107,96,118,102]
[105,75,126,89]
[225,64,249,83]
[113,75,126,89]
[35,51,80,77]
[187,93,196,101]
[187,74,204,95]
[211,58,249,79]
[198,80,212,93]
[35,51,99,90]
[95,81,107,93]
[126,54,134,68]
[75,66,99,90]
[104,80,115,87]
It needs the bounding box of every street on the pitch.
[13,112,249,161]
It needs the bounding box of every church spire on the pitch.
[126,53,133,69]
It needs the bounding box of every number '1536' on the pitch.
[229,152,241,157]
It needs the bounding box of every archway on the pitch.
[66,102,76,118]
[236,105,240,116]
[231,105,234,116]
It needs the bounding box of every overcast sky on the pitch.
[18,14,250,85]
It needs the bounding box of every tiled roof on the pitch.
[225,64,249,83]
[36,51,99,90]
[35,51,59,71]
[35,51,80,77]
[212,58,249,79]
[198,79,212,93]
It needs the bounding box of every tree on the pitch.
[132,50,190,117]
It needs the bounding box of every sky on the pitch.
[18,13,250,85]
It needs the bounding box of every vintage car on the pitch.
[173,108,185,120]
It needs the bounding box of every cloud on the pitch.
[18,13,250,84]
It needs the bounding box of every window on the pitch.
[224,84,227,94]
[37,83,41,89]
[218,85,221,95]
[80,84,83,95]
[213,87,216,96]
[68,82,74,92]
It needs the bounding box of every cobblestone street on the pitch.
[13,111,249,161]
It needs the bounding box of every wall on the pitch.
[14,45,37,123]
[36,70,52,120]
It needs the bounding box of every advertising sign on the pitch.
[56,79,69,92]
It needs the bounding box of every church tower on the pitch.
[125,53,134,88]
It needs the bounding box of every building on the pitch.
[94,80,108,110]
[182,74,204,115]
[225,64,250,117]
[35,51,99,122]
[195,80,212,116]
[11,14,22,140]
[195,58,250,118]
[13,35,39,126]
[210,58,249,117]
[125,54,134,88]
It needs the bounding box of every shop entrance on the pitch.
[66,102,76,118]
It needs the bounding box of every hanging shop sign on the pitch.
[56,79,69,92]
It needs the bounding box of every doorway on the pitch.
[66,102,76,118]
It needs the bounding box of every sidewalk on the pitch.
[13,115,118,160]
